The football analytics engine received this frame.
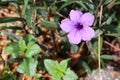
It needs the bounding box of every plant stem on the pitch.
[104,40,120,51]
[98,5,103,71]
[98,31,101,71]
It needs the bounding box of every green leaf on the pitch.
[0,17,25,23]
[94,37,103,54]
[40,21,58,29]
[26,6,35,28]
[103,0,112,5]
[105,33,120,37]
[0,26,23,30]
[86,42,97,59]
[22,0,29,15]
[1,31,21,41]
[116,1,120,5]
[59,59,70,73]
[24,0,29,5]
[52,72,64,80]
[34,73,42,79]
[100,59,106,69]
[94,29,103,38]
[23,34,37,44]
[17,58,37,77]
[44,59,64,80]
[102,24,119,33]
[102,12,116,25]
[25,41,41,57]
[77,0,94,11]
[18,39,27,53]
[1,71,17,80]
[0,1,20,5]
[36,7,48,18]
[5,42,19,57]
[59,0,93,11]
[81,61,91,73]
[100,37,103,53]
[77,2,88,10]
[44,59,59,74]
[63,68,78,80]
[101,55,115,60]
[59,0,74,11]
[78,0,93,4]
[70,44,78,53]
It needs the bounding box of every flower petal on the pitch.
[81,27,95,41]
[69,10,83,23]
[80,13,94,27]
[60,18,75,32]
[67,28,81,44]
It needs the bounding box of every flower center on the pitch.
[76,23,83,30]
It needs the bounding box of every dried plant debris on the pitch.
[85,66,120,80]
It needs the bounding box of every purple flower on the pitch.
[60,10,95,44]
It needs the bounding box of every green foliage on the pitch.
[102,12,116,25]
[81,61,91,73]
[44,59,78,80]
[5,34,41,57]
[59,0,75,11]
[25,41,41,57]
[44,60,64,80]
[93,37,103,54]
[40,21,58,29]
[70,44,78,53]
[1,31,21,41]
[18,39,27,53]
[101,55,115,60]
[23,34,37,44]
[1,70,17,80]
[5,42,20,57]
[0,17,25,23]
[26,6,35,28]
[63,68,78,80]
[86,42,97,59]
[2,0,120,79]
[5,34,41,77]
[22,0,29,16]
[10,39,26,55]
[17,58,37,77]
[34,73,42,80]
